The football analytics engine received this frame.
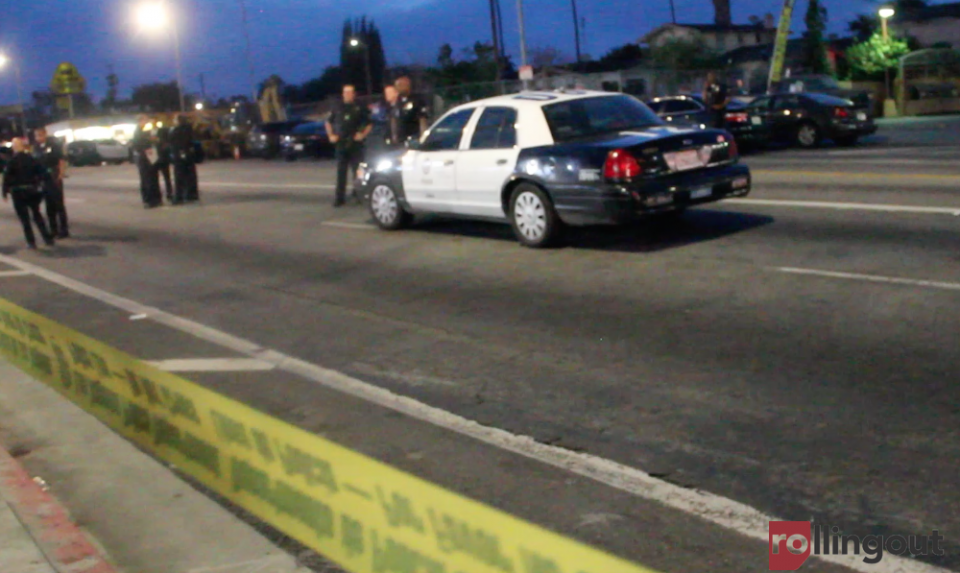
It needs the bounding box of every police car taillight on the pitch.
[603,149,642,180]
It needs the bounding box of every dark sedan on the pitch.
[746,92,877,148]
[646,95,769,148]
[281,122,333,161]
[246,120,305,159]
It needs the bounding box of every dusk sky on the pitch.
[0,0,920,104]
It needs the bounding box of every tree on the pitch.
[845,31,911,80]
[803,0,830,75]
[649,39,718,70]
[339,17,387,95]
[131,81,181,112]
[102,66,120,111]
[848,15,878,43]
[598,43,644,69]
[530,46,568,69]
[437,44,454,68]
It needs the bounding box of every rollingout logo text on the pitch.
[769,521,945,570]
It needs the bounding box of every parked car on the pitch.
[358,90,751,248]
[246,120,305,159]
[746,92,877,148]
[770,74,872,109]
[281,122,332,161]
[66,140,132,166]
[646,95,769,148]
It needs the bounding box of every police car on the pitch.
[358,90,751,248]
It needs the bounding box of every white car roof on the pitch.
[449,90,620,112]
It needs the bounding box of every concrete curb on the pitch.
[0,443,119,573]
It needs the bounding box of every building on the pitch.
[642,18,777,54]
[892,2,960,48]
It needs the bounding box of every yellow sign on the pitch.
[51,62,86,95]
[0,297,660,573]
[766,0,797,90]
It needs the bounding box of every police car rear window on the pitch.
[542,95,663,142]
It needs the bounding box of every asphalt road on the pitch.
[1,123,959,572]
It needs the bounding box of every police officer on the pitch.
[170,115,199,204]
[325,85,372,207]
[33,128,69,238]
[2,138,55,249]
[155,123,174,203]
[395,76,429,144]
[381,85,402,151]
[132,116,162,208]
[703,71,730,130]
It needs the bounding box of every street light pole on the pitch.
[364,43,373,97]
[517,0,529,88]
[571,0,582,62]
[171,11,186,112]
[879,6,896,117]
[237,0,259,104]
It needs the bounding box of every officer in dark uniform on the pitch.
[33,128,69,238]
[3,138,55,249]
[703,71,730,130]
[132,116,162,208]
[325,85,372,207]
[366,85,401,160]
[395,76,430,144]
[170,115,199,204]
[155,123,174,203]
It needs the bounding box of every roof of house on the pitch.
[721,37,856,65]
[641,22,775,44]
[897,2,960,22]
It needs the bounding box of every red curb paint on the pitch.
[0,445,119,573]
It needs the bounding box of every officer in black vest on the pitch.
[3,138,55,248]
[33,128,69,238]
[170,115,199,204]
[395,76,430,144]
[325,85,372,207]
[155,123,174,203]
[132,116,162,208]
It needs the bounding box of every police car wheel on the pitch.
[369,183,411,230]
[509,184,563,248]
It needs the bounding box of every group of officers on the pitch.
[325,76,428,207]
[132,114,201,209]
[1,128,70,249]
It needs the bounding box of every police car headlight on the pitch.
[375,159,393,172]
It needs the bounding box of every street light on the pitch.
[879,6,896,117]
[195,102,204,111]
[135,1,186,112]
[349,37,373,96]
[0,53,27,138]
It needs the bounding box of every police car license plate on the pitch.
[665,149,705,172]
[751,116,762,125]
[690,187,712,199]
[856,112,867,121]
[295,144,305,151]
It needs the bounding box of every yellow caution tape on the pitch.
[0,297,660,573]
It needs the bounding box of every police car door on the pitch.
[403,108,476,213]
[454,106,520,219]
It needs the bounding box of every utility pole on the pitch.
[669,0,677,23]
[571,0,582,62]
[238,0,259,103]
[172,14,186,112]
[489,0,503,91]
[517,0,529,88]
[199,73,206,100]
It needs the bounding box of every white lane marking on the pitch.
[0,271,31,278]
[322,221,374,230]
[65,198,87,204]
[724,198,960,215]
[776,267,960,292]
[147,358,276,372]
[100,180,335,190]
[130,314,149,321]
[0,254,947,573]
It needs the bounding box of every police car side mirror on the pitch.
[405,137,421,150]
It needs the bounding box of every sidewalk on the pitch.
[0,439,116,573]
